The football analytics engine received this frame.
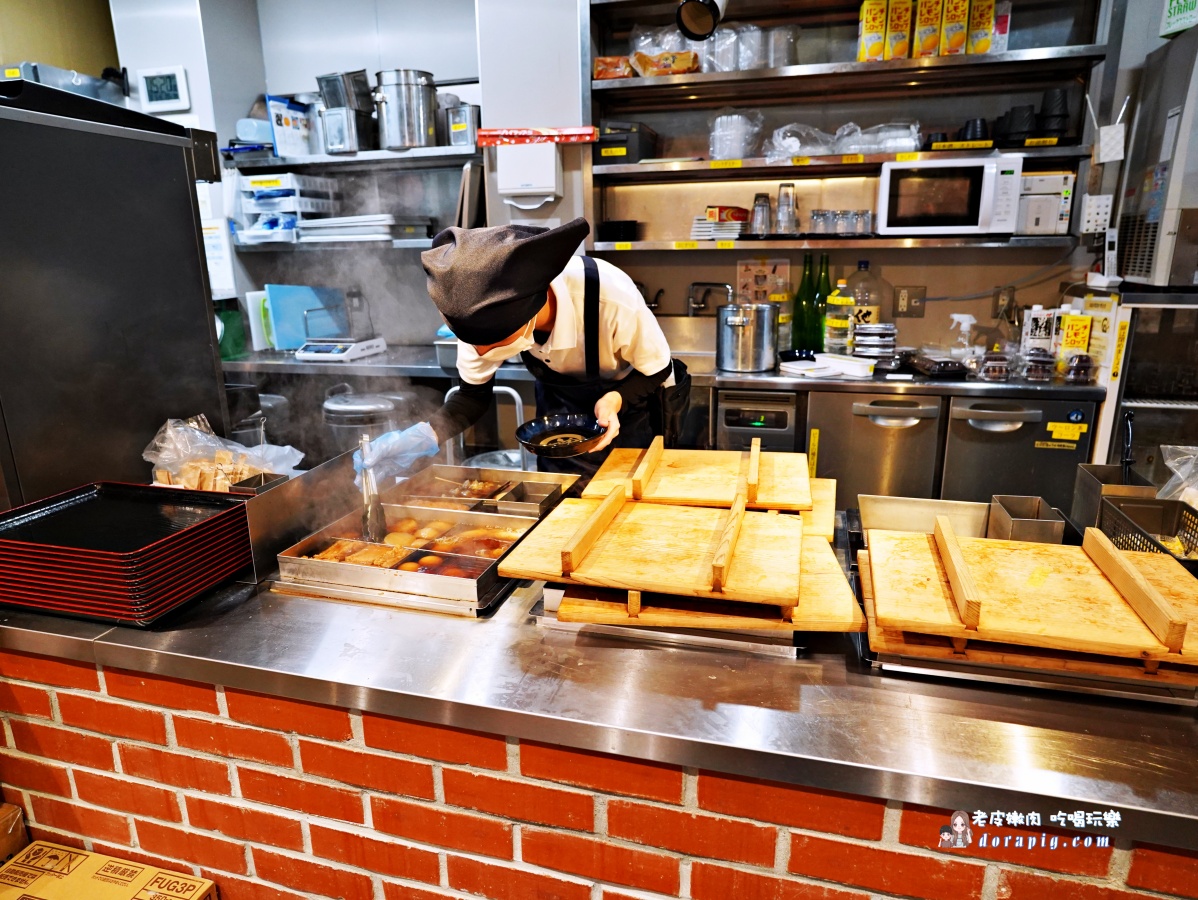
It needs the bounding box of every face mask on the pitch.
[477,320,535,364]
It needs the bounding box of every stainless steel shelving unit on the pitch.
[228,144,480,173]
[593,236,1077,252]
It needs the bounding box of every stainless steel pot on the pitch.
[373,69,437,150]
[322,386,397,452]
[716,303,779,372]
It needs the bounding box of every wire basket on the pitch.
[1098,496,1198,576]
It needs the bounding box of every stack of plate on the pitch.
[689,217,744,241]
[298,215,413,242]
[0,484,251,626]
[853,323,898,359]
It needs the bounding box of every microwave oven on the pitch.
[876,156,1023,235]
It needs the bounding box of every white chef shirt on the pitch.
[455,256,673,388]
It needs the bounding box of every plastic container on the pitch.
[1022,348,1056,382]
[1064,353,1097,384]
[979,351,1011,382]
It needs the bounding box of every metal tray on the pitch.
[384,465,579,518]
[278,504,535,603]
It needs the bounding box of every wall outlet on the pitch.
[894,286,926,318]
[993,285,1017,321]
[1079,193,1114,233]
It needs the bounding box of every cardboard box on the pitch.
[0,842,216,900]
[884,0,913,59]
[858,0,888,61]
[1053,312,1092,369]
[913,0,945,57]
[0,807,27,865]
[966,0,995,53]
[939,0,970,55]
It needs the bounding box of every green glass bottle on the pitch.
[794,253,816,352]
[811,253,831,353]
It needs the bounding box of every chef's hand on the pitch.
[592,391,622,452]
[353,421,440,485]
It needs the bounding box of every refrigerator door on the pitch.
[807,392,945,510]
[941,398,1096,509]
[0,82,227,508]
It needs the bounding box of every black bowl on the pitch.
[516,414,607,458]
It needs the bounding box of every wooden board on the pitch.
[867,530,967,636]
[558,536,864,631]
[499,498,802,606]
[859,552,1198,688]
[867,530,1172,660]
[1126,551,1198,658]
[804,478,836,543]
[583,447,812,511]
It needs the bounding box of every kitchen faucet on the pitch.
[687,282,733,316]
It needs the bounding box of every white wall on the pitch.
[256,0,478,96]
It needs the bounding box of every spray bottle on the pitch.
[949,313,976,360]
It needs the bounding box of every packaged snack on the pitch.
[885,0,913,59]
[967,0,996,54]
[914,0,944,57]
[629,50,700,77]
[594,56,635,80]
[857,0,888,62]
[939,0,969,55]
[993,0,1012,53]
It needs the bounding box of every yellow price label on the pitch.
[791,156,812,166]
[1035,440,1078,451]
[450,122,468,132]
[841,154,865,164]
[716,240,736,249]
[895,152,919,161]
[710,159,742,169]
[601,146,627,156]
[3,68,20,78]
[673,241,698,249]
[807,429,819,478]
[1111,321,1130,378]
[248,178,282,188]
[613,241,632,250]
[1024,137,1059,146]
[931,140,993,150]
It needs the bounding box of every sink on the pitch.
[656,316,716,356]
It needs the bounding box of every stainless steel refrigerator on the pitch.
[0,81,227,508]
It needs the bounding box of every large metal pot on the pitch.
[322,387,397,452]
[373,69,437,150]
[716,303,779,372]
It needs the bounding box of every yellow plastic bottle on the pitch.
[913,0,945,57]
[885,0,913,60]
[939,0,970,55]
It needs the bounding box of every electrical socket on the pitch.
[894,285,926,318]
[993,285,1017,321]
[1079,193,1114,233]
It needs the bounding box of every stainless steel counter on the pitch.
[222,349,1106,401]
[0,582,1192,848]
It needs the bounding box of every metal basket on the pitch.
[1098,496,1198,575]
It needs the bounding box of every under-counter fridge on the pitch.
[0,81,227,508]
[806,392,946,510]
[940,397,1096,510]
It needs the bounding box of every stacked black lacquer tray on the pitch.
[0,483,251,626]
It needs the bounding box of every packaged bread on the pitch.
[594,56,635,79]
[629,51,700,77]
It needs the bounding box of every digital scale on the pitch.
[295,336,387,362]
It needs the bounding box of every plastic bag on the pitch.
[737,24,766,70]
[143,419,304,491]
[763,123,837,161]
[707,25,739,71]
[709,107,764,161]
[629,24,663,56]
[1158,445,1198,507]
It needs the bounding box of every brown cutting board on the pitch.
[555,535,862,631]
[867,530,966,636]
[499,498,802,606]
[583,448,812,511]
[1125,551,1198,658]
[868,530,1169,659]
[805,478,836,542]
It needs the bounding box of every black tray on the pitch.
[0,483,246,559]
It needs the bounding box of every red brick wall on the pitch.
[0,647,1195,900]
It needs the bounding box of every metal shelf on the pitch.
[229,145,480,172]
[593,146,1091,182]
[592,45,1108,110]
[592,236,1078,251]
[1122,399,1198,411]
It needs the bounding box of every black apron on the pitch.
[520,256,659,487]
